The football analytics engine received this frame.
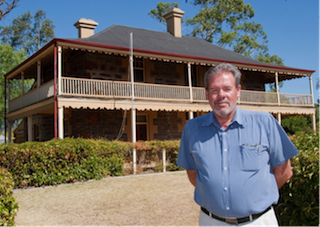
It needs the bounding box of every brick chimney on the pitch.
[163,7,185,38]
[74,18,98,38]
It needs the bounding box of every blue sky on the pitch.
[1,0,319,102]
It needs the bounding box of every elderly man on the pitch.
[177,63,298,226]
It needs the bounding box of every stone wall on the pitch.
[151,61,181,85]
[39,114,54,142]
[64,50,127,80]
[69,109,127,141]
[154,111,182,140]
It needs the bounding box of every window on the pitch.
[136,115,147,141]
[134,57,144,82]
[33,124,40,141]
[186,112,198,120]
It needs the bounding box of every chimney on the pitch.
[74,18,98,38]
[163,7,185,38]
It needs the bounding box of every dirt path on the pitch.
[13,171,199,226]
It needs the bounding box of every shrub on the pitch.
[0,138,131,188]
[104,155,124,176]
[275,131,319,226]
[0,167,18,226]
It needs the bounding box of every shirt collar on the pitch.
[202,108,244,128]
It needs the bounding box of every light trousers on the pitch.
[199,206,279,226]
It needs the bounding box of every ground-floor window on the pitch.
[136,115,147,141]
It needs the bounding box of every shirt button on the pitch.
[224,187,228,191]
[224,167,227,170]
[224,149,227,152]
[226,207,230,210]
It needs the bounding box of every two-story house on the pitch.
[5,8,316,143]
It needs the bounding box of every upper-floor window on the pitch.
[134,57,144,82]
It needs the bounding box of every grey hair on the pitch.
[204,63,242,90]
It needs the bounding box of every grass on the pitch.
[13,171,199,226]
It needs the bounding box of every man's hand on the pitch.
[186,169,197,187]
[273,160,293,189]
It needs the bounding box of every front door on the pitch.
[136,124,147,141]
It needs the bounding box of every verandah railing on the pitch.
[61,77,313,106]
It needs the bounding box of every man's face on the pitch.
[205,71,241,117]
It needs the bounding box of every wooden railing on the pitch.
[9,77,314,112]
[9,80,54,112]
[61,77,313,106]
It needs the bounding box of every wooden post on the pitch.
[275,72,280,106]
[162,148,166,173]
[188,63,193,102]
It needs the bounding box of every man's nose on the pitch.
[217,89,226,97]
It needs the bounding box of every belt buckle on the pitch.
[225,218,238,225]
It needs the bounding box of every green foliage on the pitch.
[275,132,319,226]
[0,44,28,132]
[0,0,20,21]
[0,138,185,188]
[0,10,55,56]
[0,138,132,188]
[104,156,124,176]
[0,167,18,226]
[281,115,312,135]
[148,2,179,24]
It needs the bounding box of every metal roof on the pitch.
[4,24,315,79]
[69,24,308,72]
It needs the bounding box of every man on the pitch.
[177,63,299,226]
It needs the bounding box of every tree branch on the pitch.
[0,0,20,21]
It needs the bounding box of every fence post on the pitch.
[133,148,137,175]
[162,148,166,173]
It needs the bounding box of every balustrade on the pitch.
[9,77,314,112]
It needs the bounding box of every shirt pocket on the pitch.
[240,144,267,171]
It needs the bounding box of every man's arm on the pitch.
[186,169,197,187]
[273,159,293,189]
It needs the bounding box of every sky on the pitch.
[1,0,319,103]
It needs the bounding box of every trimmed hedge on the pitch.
[0,138,181,188]
[0,167,18,226]
[0,138,131,188]
[275,132,319,226]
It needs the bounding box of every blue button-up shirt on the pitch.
[177,108,299,218]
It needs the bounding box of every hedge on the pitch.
[0,167,18,226]
[0,138,181,188]
[0,138,131,188]
[275,132,319,226]
[0,133,317,226]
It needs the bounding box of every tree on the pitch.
[148,2,179,24]
[281,115,312,135]
[149,0,284,64]
[0,0,19,21]
[0,10,54,134]
[0,44,27,132]
[0,9,54,56]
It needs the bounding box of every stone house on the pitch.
[4,8,316,143]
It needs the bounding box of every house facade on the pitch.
[5,8,316,143]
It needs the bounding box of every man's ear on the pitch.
[205,90,209,100]
[237,85,241,98]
